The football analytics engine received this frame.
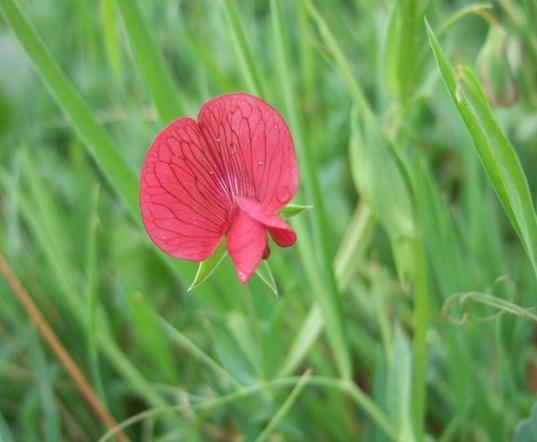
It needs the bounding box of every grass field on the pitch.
[1,0,537,440]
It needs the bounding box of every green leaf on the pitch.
[386,328,415,440]
[255,260,278,297]
[476,24,517,106]
[278,204,313,218]
[116,0,183,124]
[285,0,352,380]
[382,0,419,102]
[349,109,414,239]
[188,241,227,292]
[100,0,123,79]
[222,0,267,97]
[0,0,138,215]
[426,19,537,278]
[255,369,311,442]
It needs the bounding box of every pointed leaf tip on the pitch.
[188,241,227,291]
[256,261,279,297]
[278,204,313,218]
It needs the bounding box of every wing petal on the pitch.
[140,118,228,261]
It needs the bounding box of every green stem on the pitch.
[116,0,183,124]
[412,235,429,441]
[99,375,397,442]
[272,0,351,381]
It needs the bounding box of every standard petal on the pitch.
[197,93,298,211]
[236,197,297,247]
[226,206,267,283]
[140,117,229,261]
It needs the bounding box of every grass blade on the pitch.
[271,0,351,380]
[221,0,267,96]
[0,0,138,214]
[426,19,537,277]
[254,369,311,442]
[116,0,183,124]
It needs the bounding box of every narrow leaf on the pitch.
[426,19,537,277]
[278,204,313,219]
[222,0,266,96]
[255,260,278,297]
[0,0,138,214]
[188,241,227,292]
[116,0,183,124]
[349,110,414,239]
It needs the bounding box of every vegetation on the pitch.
[0,0,536,440]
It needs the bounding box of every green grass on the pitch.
[0,0,536,440]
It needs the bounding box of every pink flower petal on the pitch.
[198,93,298,212]
[236,197,297,247]
[140,118,228,261]
[226,206,267,283]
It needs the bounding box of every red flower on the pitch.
[140,93,298,283]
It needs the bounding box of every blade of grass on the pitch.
[271,0,351,380]
[302,0,370,115]
[100,0,123,80]
[0,0,203,288]
[411,233,429,442]
[426,19,537,278]
[29,334,61,442]
[0,167,171,411]
[0,0,138,214]
[156,312,244,390]
[84,185,107,405]
[100,375,396,442]
[116,0,183,124]
[254,369,312,442]
[221,0,266,97]
[384,0,419,102]
[334,203,375,290]
[0,253,129,442]
[277,307,322,377]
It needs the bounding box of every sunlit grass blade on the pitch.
[116,0,183,124]
[0,0,138,214]
[426,19,537,278]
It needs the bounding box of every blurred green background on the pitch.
[1,0,537,440]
